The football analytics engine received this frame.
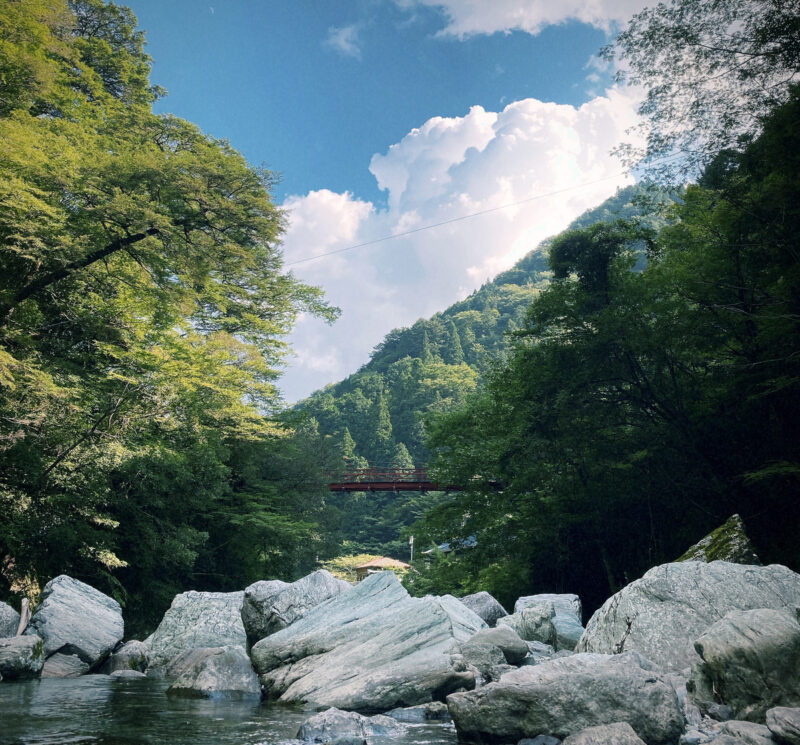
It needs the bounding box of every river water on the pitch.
[0,676,459,745]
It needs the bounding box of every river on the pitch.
[0,676,459,745]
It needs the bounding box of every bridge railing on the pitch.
[329,467,430,483]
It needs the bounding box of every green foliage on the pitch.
[296,184,665,563]
[0,0,336,629]
[608,0,800,180]
[412,88,800,612]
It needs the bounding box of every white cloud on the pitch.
[324,24,363,59]
[397,0,649,37]
[279,86,644,403]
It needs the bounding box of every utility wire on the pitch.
[285,170,632,267]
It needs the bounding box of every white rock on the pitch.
[144,590,246,671]
[578,561,800,671]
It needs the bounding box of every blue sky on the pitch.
[125,0,648,402]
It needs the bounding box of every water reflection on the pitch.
[0,677,458,745]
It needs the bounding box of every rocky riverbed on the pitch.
[2,516,800,745]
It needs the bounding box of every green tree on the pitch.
[0,0,335,609]
[415,89,800,612]
[608,0,800,179]
[443,319,465,364]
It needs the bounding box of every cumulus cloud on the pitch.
[396,0,649,37]
[279,87,644,403]
[324,24,363,59]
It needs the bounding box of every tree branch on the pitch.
[0,228,160,327]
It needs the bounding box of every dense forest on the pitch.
[1,0,798,632]
[0,0,343,634]
[408,89,800,613]
[298,184,674,558]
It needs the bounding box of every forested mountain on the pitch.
[3,0,797,634]
[297,184,668,470]
[294,185,674,561]
[411,88,800,613]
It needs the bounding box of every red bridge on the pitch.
[327,467,459,493]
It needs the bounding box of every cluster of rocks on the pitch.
[2,516,800,745]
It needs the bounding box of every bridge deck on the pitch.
[327,467,458,492]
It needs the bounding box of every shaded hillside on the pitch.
[296,183,670,469]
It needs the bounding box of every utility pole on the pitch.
[409,535,414,562]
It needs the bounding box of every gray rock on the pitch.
[297,708,403,742]
[109,669,147,679]
[680,728,712,745]
[241,579,289,645]
[718,721,776,745]
[515,594,582,620]
[486,663,517,682]
[766,707,800,744]
[521,640,559,666]
[677,515,761,565]
[242,571,350,647]
[513,594,586,651]
[460,591,509,627]
[460,638,507,679]
[688,609,800,721]
[519,737,562,745]
[578,561,800,671]
[25,575,123,667]
[41,652,90,678]
[144,590,246,670]
[468,625,529,665]
[0,601,20,638]
[0,634,44,680]
[498,604,558,647]
[446,652,683,745]
[553,616,585,652]
[100,640,149,674]
[707,737,749,745]
[708,705,736,722]
[251,571,485,712]
[166,645,260,699]
[562,722,646,745]
[386,701,451,722]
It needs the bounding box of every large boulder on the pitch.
[41,651,90,678]
[562,722,647,745]
[241,571,350,646]
[766,707,800,744]
[467,625,529,665]
[577,561,800,671]
[144,590,246,671]
[0,601,20,638]
[459,591,508,627]
[515,593,584,651]
[166,645,260,699]
[688,609,800,721]
[297,708,404,742]
[717,720,776,745]
[25,575,123,668]
[241,579,288,645]
[0,635,44,680]
[100,640,149,674]
[498,604,558,647]
[677,515,761,565]
[516,593,582,618]
[251,571,485,712]
[446,652,684,745]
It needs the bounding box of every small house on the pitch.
[354,557,411,582]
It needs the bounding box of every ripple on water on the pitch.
[0,677,458,745]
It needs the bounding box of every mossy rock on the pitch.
[677,514,761,565]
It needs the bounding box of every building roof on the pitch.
[355,557,411,570]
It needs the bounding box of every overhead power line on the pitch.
[284,170,632,267]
